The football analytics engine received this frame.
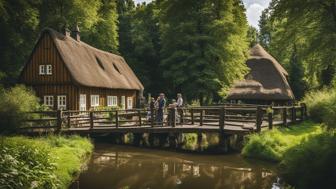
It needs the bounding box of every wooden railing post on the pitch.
[171,108,176,128]
[89,111,94,130]
[191,108,194,125]
[179,108,184,125]
[282,107,287,127]
[256,106,263,133]
[150,106,154,127]
[67,112,71,128]
[268,107,273,130]
[291,106,296,123]
[200,110,204,126]
[219,107,225,132]
[138,110,142,127]
[300,103,305,121]
[56,110,62,132]
[115,110,119,128]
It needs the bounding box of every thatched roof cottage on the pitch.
[227,44,294,104]
[20,27,144,110]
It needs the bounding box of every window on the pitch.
[107,96,118,107]
[57,96,66,110]
[79,94,86,111]
[39,65,52,75]
[121,96,126,109]
[39,65,46,75]
[43,96,54,107]
[90,95,99,107]
[127,97,133,109]
[46,65,52,75]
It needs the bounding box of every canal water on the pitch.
[72,143,279,189]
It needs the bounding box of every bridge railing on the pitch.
[18,103,307,133]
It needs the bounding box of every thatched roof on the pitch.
[32,28,144,90]
[227,44,294,101]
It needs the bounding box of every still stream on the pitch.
[71,143,279,189]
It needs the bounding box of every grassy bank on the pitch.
[242,121,323,162]
[0,135,93,189]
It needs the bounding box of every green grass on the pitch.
[241,121,323,162]
[0,135,93,189]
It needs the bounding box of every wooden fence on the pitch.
[20,103,307,134]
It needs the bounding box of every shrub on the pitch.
[302,88,336,128]
[242,122,322,162]
[0,137,59,188]
[280,132,336,189]
[0,85,41,134]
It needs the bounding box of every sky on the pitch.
[134,0,271,29]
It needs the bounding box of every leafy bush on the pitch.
[0,135,93,189]
[303,88,336,128]
[0,85,41,134]
[242,122,322,162]
[280,132,336,189]
[0,137,59,188]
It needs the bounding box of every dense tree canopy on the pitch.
[259,0,336,95]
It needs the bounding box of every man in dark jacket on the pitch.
[156,93,166,125]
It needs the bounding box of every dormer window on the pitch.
[39,65,52,75]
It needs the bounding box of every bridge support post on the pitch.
[219,133,231,153]
[168,133,178,148]
[150,106,154,127]
[191,109,194,125]
[197,132,203,151]
[200,110,204,126]
[89,111,94,130]
[133,133,143,146]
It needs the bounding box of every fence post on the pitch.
[115,110,119,128]
[302,103,308,119]
[150,106,154,127]
[300,103,305,121]
[179,108,184,125]
[268,107,273,130]
[219,107,225,132]
[67,112,71,128]
[200,110,204,126]
[282,107,288,127]
[56,110,62,132]
[171,108,176,128]
[138,110,142,127]
[191,108,194,125]
[89,111,94,130]
[256,106,263,133]
[291,106,296,123]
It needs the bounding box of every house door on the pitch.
[80,94,86,111]
[121,96,126,109]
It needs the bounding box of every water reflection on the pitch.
[73,143,276,189]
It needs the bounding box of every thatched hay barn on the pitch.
[227,44,294,104]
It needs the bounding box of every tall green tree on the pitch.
[159,0,249,103]
[259,0,336,89]
[0,0,40,85]
[247,26,258,47]
[288,45,307,99]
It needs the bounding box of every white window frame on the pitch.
[43,96,54,107]
[46,65,52,75]
[127,97,133,109]
[107,96,118,107]
[90,95,100,107]
[39,65,46,75]
[57,95,66,110]
[79,94,86,111]
[121,96,126,109]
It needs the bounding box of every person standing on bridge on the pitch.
[176,93,184,123]
[156,93,166,126]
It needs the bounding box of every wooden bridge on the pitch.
[19,103,307,136]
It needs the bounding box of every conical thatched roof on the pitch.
[227,44,294,101]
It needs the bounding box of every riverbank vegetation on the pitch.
[0,135,93,189]
[242,121,323,162]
